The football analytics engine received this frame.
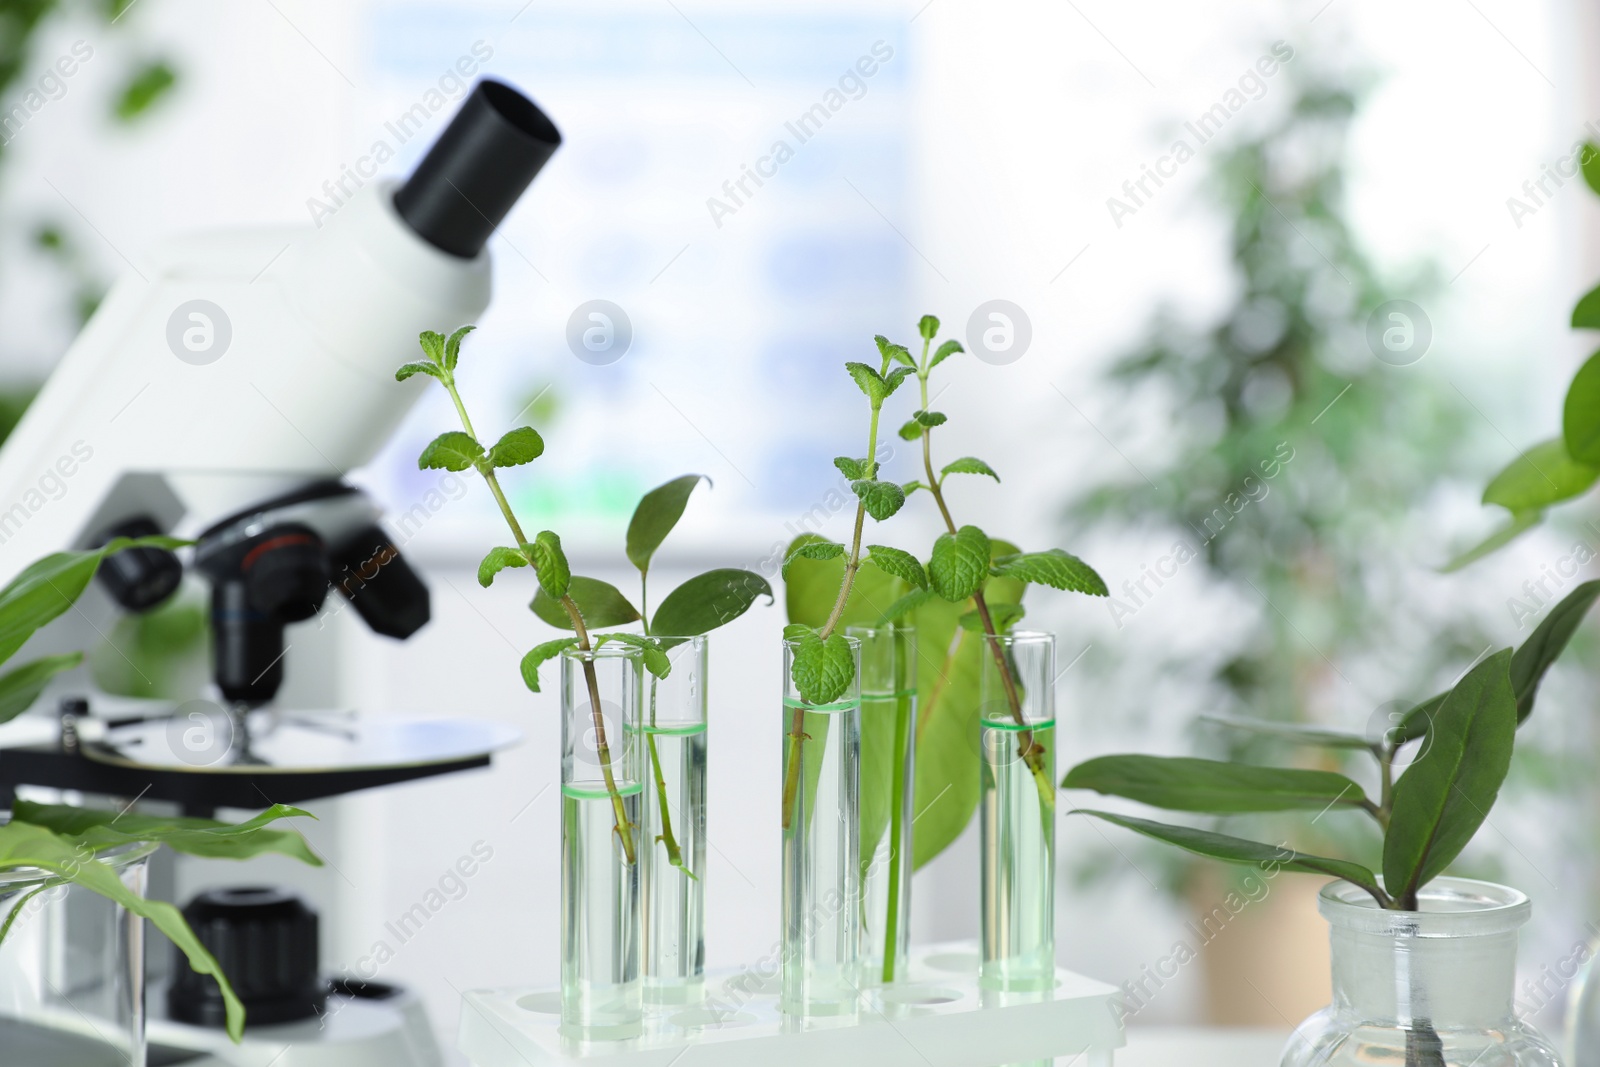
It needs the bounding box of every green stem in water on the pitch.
[442,372,637,865]
[881,683,913,982]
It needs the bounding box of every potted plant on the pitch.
[0,535,321,1050]
[396,327,769,1026]
[1063,579,1599,1065]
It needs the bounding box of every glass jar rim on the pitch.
[781,633,861,650]
[561,642,644,662]
[1318,876,1530,937]
[0,834,158,891]
[979,629,1053,646]
[844,621,915,636]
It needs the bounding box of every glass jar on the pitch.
[980,631,1057,993]
[560,644,645,1039]
[0,840,157,1066]
[640,634,707,1006]
[847,622,917,986]
[1282,877,1562,1067]
[780,634,862,1017]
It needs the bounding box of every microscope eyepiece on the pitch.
[94,516,183,612]
[393,79,561,259]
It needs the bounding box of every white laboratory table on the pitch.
[1120,1027,1290,1065]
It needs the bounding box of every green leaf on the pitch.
[941,457,1000,482]
[928,525,991,602]
[1383,649,1516,904]
[884,367,915,396]
[846,361,888,403]
[1071,810,1385,902]
[876,334,916,367]
[1441,509,1543,572]
[444,324,475,371]
[395,360,443,383]
[1063,755,1370,813]
[902,480,927,497]
[593,633,673,679]
[897,420,924,441]
[1575,284,1600,330]
[651,569,773,636]
[531,576,638,630]
[833,457,867,480]
[13,801,321,867]
[625,474,708,572]
[918,315,939,340]
[112,60,176,122]
[783,540,846,580]
[864,546,927,589]
[477,546,529,588]
[1563,350,1600,465]
[1508,579,1600,724]
[520,638,577,692]
[0,653,83,724]
[958,603,1025,632]
[418,330,446,364]
[530,531,571,600]
[417,431,484,472]
[915,410,947,428]
[487,427,545,468]
[788,628,855,705]
[929,340,963,369]
[1482,439,1598,511]
[0,536,188,668]
[852,480,906,522]
[1584,142,1600,196]
[879,588,937,623]
[0,821,252,1040]
[991,549,1109,596]
[1199,715,1377,751]
[782,534,908,633]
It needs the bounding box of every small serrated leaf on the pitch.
[929,340,963,369]
[851,479,906,522]
[833,456,867,480]
[444,324,475,371]
[395,360,443,383]
[418,331,445,364]
[915,410,947,427]
[864,545,927,589]
[520,638,578,692]
[788,629,855,705]
[928,525,990,602]
[918,315,939,340]
[991,549,1108,596]
[883,367,914,397]
[897,420,924,441]
[846,361,887,403]
[902,481,926,497]
[941,457,1000,482]
[488,427,545,468]
[783,540,846,579]
[531,530,571,600]
[477,546,529,588]
[417,431,484,472]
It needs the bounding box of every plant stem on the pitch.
[916,352,1054,811]
[881,685,913,982]
[640,609,691,877]
[443,374,637,864]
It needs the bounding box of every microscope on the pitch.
[0,80,560,1064]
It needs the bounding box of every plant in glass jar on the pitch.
[1063,580,1600,1066]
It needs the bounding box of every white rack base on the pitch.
[458,942,1124,1067]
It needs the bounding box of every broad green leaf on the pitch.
[928,525,991,602]
[958,602,1025,632]
[991,549,1108,596]
[833,457,868,479]
[1383,649,1516,904]
[0,653,84,725]
[918,316,939,340]
[878,587,937,623]
[531,531,571,600]
[477,546,529,588]
[520,637,577,692]
[394,360,443,382]
[915,410,947,428]
[0,821,249,1040]
[1509,578,1600,723]
[788,629,854,705]
[1563,350,1600,465]
[897,420,924,441]
[846,362,888,403]
[417,330,445,363]
[1575,284,1600,330]
[852,479,906,522]
[782,535,906,633]
[929,340,963,369]
[783,540,846,579]
[1584,142,1600,197]
[531,576,639,630]
[1482,439,1598,511]
[1071,810,1385,902]
[0,536,188,667]
[864,546,927,589]
[651,569,773,636]
[1062,754,1369,813]
[487,427,545,468]
[1440,509,1543,572]
[625,474,707,572]
[1390,692,1447,747]
[444,324,474,371]
[1199,714,1377,751]
[941,457,1000,482]
[13,801,321,866]
[417,431,484,472]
